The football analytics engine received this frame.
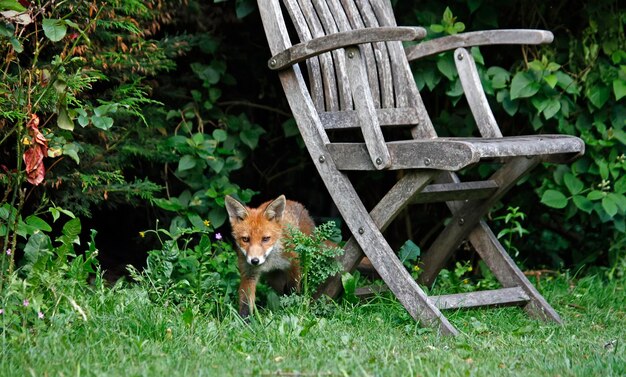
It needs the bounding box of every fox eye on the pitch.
[262,236,271,243]
[241,236,250,243]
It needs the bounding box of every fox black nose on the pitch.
[250,258,260,265]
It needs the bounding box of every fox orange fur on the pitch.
[225,195,315,317]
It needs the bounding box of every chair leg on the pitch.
[468,221,562,323]
[320,170,458,334]
[317,171,436,299]
[418,157,541,286]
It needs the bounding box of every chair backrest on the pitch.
[260,0,438,139]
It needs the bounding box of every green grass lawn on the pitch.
[2,274,624,376]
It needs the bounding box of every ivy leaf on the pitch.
[91,115,114,130]
[177,155,196,171]
[240,128,264,149]
[510,72,540,99]
[543,74,558,88]
[543,98,561,119]
[541,189,568,209]
[212,129,228,142]
[587,85,610,109]
[207,158,225,174]
[42,18,67,42]
[613,78,626,101]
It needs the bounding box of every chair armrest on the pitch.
[404,29,553,61]
[269,26,426,70]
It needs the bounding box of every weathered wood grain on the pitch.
[269,26,425,71]
[405,29,554,61]
[454,48,502,138]
[344,46,391,169]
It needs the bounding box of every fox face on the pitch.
[225,195,286,266]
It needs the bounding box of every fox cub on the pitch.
[225,195,315,317]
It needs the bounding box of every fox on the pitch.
[224,194,315,317]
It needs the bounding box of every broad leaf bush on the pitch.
[400,1,626,272]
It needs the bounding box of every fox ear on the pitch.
[225,195,248,223]
[264,195,286,222]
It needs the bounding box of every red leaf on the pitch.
[23,114,47,186]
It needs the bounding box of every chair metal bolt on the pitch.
[347,51,355,59]
[269,58,277,67]
[457,53,463,61]
[358,227,364,235]
[458,218,465,226]
[375,157,383,165]
[318,155,326,163]
[424,158,431,166]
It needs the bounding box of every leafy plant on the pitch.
[128,223,239,316]
[493,206,529,257]
[151,34,264,229]
[0,207,102,335]
[284,221,344,298]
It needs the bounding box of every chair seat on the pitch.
[327,135,585,171]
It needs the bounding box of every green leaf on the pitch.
[587,85,610,109]
[212,129,228,142]
[240,128,264,149]
[341,272,359,304]
[541,189,568,209]
[543,74,558,88]
[0,0,26,12]
[42,19,67,42]
[613,78,626,101]
[25,215,52,232]
[543,98,561,119]
[436,55,456,81]
[510,72,540,100]
[57,106,74,131]
[207,158,224,174]
[187,212,207,230]
[602,196,618,217]
[563,173,584,195]
[153,198,185,212]
[235,0,255,19]
[572,195,593,214]
[62,217,82,240]
[178,155,196,171]
[62,143,80,164]
[398,239,420,266]
[587,190,605,201]
[182,307,194,326]
[609,193,626,213]
[91,115,114,130]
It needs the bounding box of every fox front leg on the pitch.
[238,275,258,318]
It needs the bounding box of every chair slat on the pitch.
[431,287,530,309]
[411,180,499,204]
[319,107,419,129]
[355,0,394,109]
[284,0,326,111]
[311,0,352,110]
[339,0,381,108]
[294,0,340,111]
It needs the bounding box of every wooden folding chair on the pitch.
[256,0,584,335]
